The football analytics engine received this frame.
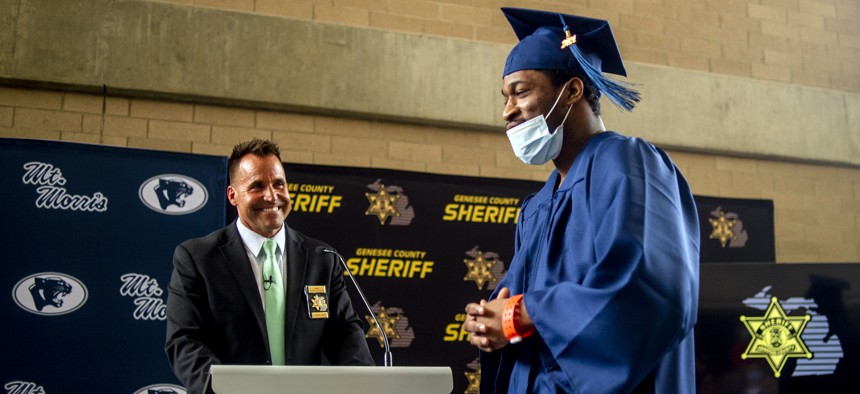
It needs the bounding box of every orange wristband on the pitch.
[502,294,535,344]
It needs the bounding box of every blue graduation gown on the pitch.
[481,131,700,393]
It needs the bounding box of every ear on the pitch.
[564,77,585,106]
[227,185,238,207]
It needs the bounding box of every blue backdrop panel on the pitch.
[1,138,226,393]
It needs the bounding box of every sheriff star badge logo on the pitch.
[709,210,736,248]
[463,250,496,290]
[311,295,328,311]
[464,369,480,394]
[365,305,401,347]
[740,296,813,377]
[365,184,400,225]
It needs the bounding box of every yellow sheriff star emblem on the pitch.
[463,251,496,290]
[311,294,328,312]
[709,211,736,248]
[740,296,813,377]
[365,184,400,225]
[365,306,401,347]
[464,369,481,394]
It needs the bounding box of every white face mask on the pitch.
[506,83,573,165]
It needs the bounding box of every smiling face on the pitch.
[227,153,292,238]
[501,69,569,132]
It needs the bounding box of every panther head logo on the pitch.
[29,276,73,311]
[153,178,194,210]
[133,384,186,394]
[140,175,207,215]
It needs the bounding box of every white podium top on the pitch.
[209,365,453,394]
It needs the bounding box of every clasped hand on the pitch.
[463,287,513,353]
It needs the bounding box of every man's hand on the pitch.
[464,287,511,352]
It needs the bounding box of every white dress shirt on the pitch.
[235,220,287,308]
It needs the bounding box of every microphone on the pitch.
[263,275,274,290]
[315,245,392,367]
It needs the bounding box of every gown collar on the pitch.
[551,131,617,193]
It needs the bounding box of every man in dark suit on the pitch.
[165,139,373,394]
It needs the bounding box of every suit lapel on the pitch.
[219,223,268,343]
[284,226,307,361]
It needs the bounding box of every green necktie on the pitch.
[262,239,285,365]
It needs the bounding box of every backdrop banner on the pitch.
[245,163,542,394]
[696,195,776,263]
[3,139,787,393]
[1,138,226,394]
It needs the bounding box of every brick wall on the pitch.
[159,0,860,93]
[2,85,859,262]
[671,150,860,262]
[2,0,858,262]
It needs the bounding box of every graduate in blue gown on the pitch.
[463,8,700,393]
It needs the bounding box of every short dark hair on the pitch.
[228,138,282,183]
[540,69,601,117]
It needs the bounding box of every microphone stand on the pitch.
[316,246,392,367]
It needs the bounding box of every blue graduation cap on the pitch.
[502,7,640,111]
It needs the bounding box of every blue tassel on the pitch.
[559,16,641,111]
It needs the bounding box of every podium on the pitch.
[209,365,453,393]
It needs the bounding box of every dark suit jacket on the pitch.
[165,221,373,394]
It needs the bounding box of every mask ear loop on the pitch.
[559,100,573,126]
[548,81,573,132]
[545,80,569,118]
